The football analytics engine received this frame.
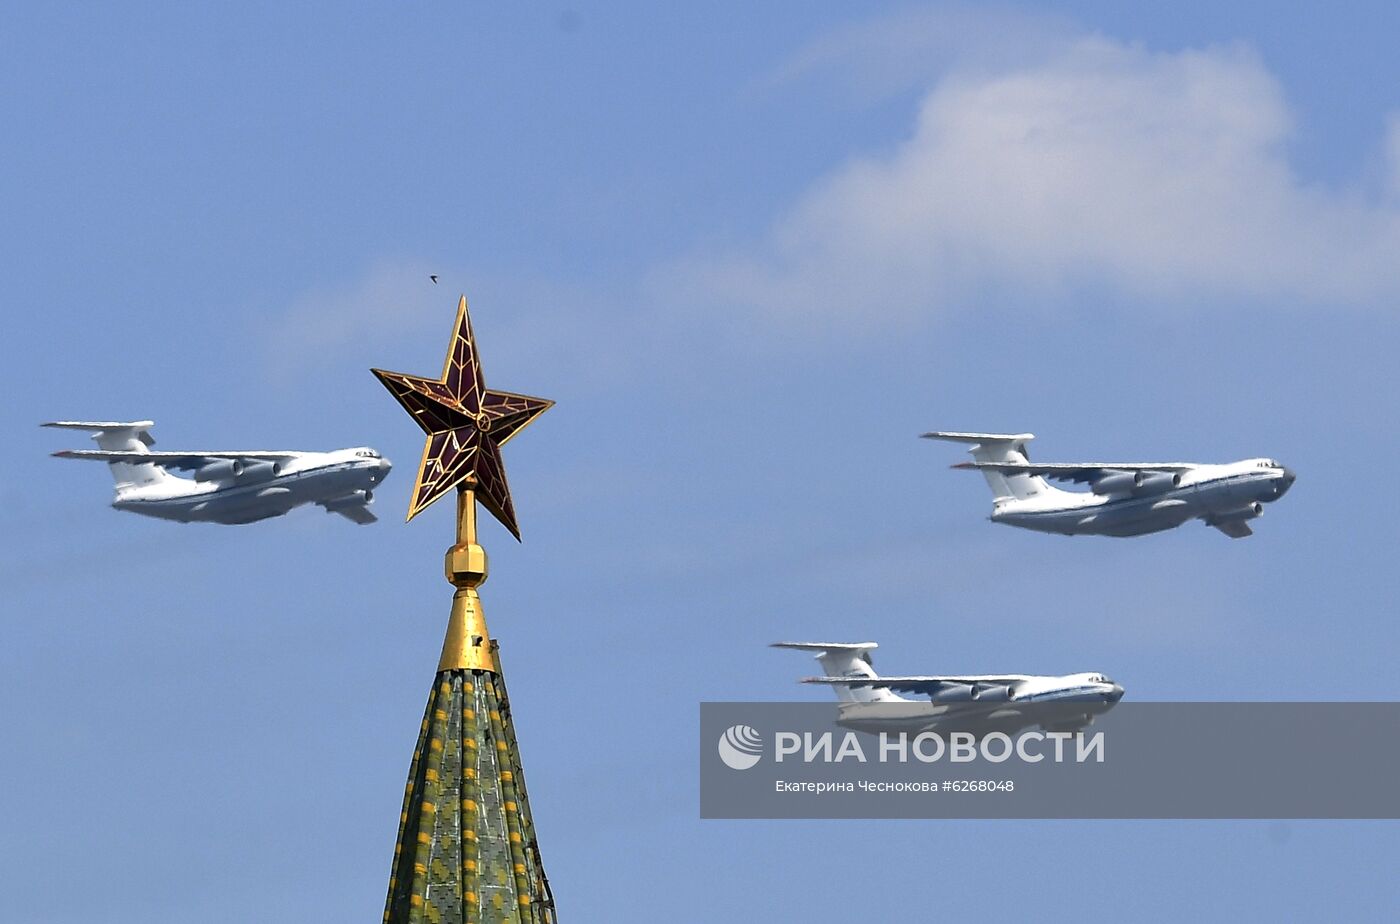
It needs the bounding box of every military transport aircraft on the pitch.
[45,421,391,525]
[923,431,1295,538]
[774,641,1124,736]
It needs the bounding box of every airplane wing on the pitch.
[804,675,1034,695]
[52,449,300,471]
[324,503,378,525]
[952,461,1196,485]
[1211,520,1253,539]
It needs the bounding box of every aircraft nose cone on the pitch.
[1106,683,1124,703]
[1276,467,1296,496]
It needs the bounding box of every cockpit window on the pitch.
[355,449,380,458]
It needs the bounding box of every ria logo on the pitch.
[717,725,763,770]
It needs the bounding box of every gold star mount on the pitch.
[372,295,552,537]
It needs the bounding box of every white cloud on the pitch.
[270,21,1400,359]
[682,32,1400,329]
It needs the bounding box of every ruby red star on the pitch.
[372,295,552,537]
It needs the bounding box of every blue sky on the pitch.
[4,2,1400,920]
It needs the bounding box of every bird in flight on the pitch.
[430,274,439,284]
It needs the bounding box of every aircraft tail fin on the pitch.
[921,431,1053,502]
[43,420,173,489]
[771,642,906,703]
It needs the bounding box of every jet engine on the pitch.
[322,489,373,509]
[1135,471,1183,493]
[1212,501,1263,523]
[971,684,1016,702]
[237,460,282,482]
[931,683,975,702]
[1091,470,1182,496]
[1091,471,1141,495]
[194,459,281,483]
[194,459,243,482]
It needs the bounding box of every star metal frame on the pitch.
[371,295,552,536]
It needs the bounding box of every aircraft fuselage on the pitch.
[992,460,1295,537]
[114,449,391,524]
[834,674,1124,737]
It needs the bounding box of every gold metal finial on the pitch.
[439,484,496,672]
[446,480,485,581]
[437,587,496,673]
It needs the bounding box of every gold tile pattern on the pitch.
[382,661,556,923]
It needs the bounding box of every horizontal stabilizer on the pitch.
[42,420,155,431]
[920,431,1034,444]
[777,642,902,704]
[45,419,173,488]
[771,641,878,652]
[922,430,1047,500]
[44,420,156,449]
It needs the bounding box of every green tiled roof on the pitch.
[384,657,556,923]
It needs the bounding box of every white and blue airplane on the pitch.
[923,431,1295,539]
[774,641,1123,735]
[45,420,392,525]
